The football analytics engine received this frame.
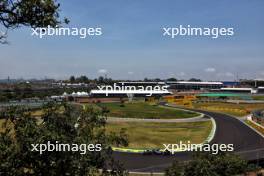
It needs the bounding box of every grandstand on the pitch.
[166,81,223,90]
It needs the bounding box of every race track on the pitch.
[112,106,264,172]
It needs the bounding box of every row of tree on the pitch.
[165,152,260,176]
[68,76,114,85]
[67,76,202,84]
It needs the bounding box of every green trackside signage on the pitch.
[198,93,241,97]
[197,93,251,99]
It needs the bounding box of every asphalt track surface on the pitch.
[112,106,264,172]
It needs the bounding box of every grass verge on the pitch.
[106,121,212,149]
[245,120,264,136]
[98,102,199,119]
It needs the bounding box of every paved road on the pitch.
[107,105,207,123]
[113,106,264,172]
[107,116,209,123]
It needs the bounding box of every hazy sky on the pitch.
[0,0,264,81]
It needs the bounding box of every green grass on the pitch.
[106,121,212,149]
[245,120,264,135]
[97,102,199,119]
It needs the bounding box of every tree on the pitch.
[154,78,162,82]
[166,78,177,82]
[0,103,128,175]
[143,78,150,82]
[0,0,68,43]
[165,161,184,176]
[98,76,105,84]
[188,78,202,82]
[69,75,75,83]
[165,152,249,176]
[76,75,89,83]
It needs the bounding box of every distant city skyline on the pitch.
[0,0,263,81]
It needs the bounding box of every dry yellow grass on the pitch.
[193,102,264,117]
[106,121,212,149]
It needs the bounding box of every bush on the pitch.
[165,152,249,176]
[0,103,128,176]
